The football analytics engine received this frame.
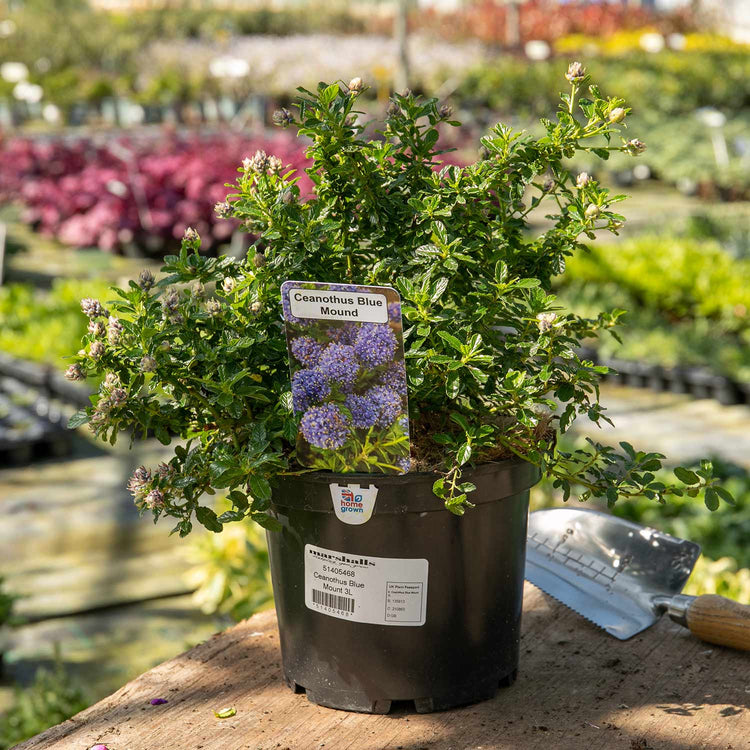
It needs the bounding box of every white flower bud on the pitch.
[585,204,601,220]
[536,312,557,333]
[624,138,647,156]
[565,61,585,83]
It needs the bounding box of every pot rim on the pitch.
[272,457,540,514]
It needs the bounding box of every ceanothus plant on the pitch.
[66,64,735,535]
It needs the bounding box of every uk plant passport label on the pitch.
[281,280,410,475]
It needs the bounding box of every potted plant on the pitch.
[66,65,734,713]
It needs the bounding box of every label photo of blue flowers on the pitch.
[281,281,411,474]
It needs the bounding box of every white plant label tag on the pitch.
[304,544,428,626]
[280,280,410,475]
[329,482,378,525]
[288,287,388,323]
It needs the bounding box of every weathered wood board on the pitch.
[18,584,749,750]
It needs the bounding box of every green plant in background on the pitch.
[186,500,273,621]
[0,650,89,750]
[554,230,750,381]
[557,283,750,382]
[608,459,750,567]
[0,577,19,629]
[568,111,750,197]
[556,31,749,57]
[459,50,750,120]
[561,234,750,333]
[0,0,368,116]
[0,279,112,370]
[684,557,750,602]
[460,53,750,198]
[66,66,735,537]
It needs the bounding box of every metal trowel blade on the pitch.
[525,508,701,639]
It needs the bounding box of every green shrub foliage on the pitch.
[66,68,735,534]
[0,658,89,750]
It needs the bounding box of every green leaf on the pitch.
[67,409,90,429]
[514,278,541,289]
[619,441,636,460]
[704,488,720,512]
[154,425,171,445]
[445,372,461,399]
[319,83,340,106]
[228,489,249,508]
[248,475,272,502]
[555,383,574,402]
[456,442,472,466]
[437,330,464,352]
[432,220,448,245]
[217,510,246,523]
[214,707,237,719]
[449,412,471,432]
[251,512,282,532]
[196,506,223,533]
[713,486,736,506]
[674,467,700,485]
[430,278,449,303]
[445,495,467,515]
[173,520,192,537]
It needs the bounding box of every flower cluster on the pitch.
[127,465,152,502]
[107,316,123,345]
[345,386,401,429]
[81,298,108,319]
[0,133,311,256]
[290,336,323,368]
[291,369,331,411]
[316,343,360,387]
[300,404,352,450]
[125,460,177,513]
[353,323,398,368]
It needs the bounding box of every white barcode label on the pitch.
[312,588,355,613]
[304,544,428,626]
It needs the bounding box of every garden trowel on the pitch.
[525,508,750,651]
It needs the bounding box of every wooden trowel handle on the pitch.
[685,595,750,651]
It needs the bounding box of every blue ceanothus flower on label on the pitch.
[282,280,411,474]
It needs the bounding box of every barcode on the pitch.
[312,588,355,613]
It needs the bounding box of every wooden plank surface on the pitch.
[17,584,749,750]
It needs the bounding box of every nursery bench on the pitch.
[17,583,749,750]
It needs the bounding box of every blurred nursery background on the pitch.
[1,0,750,745]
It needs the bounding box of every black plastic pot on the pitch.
[266,459,540,714]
